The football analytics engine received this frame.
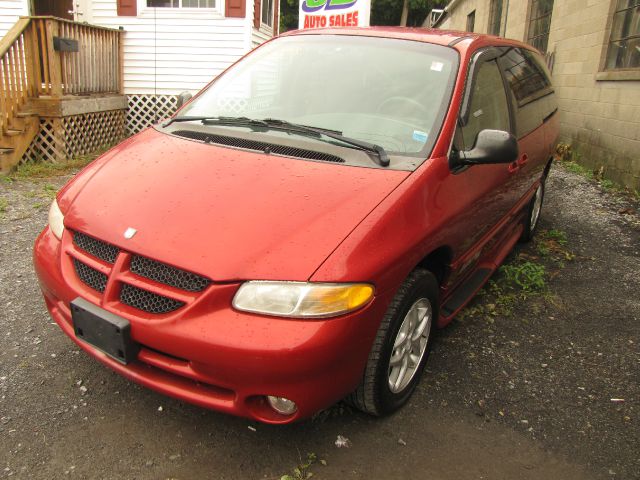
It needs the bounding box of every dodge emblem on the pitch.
[124,227,137,239]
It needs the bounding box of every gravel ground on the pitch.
[0,163,638,479]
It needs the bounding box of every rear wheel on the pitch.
[348,269,438,416]
[520,179,545,243]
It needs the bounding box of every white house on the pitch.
[1,0,279,133]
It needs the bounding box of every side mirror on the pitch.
[176,91,193,108]
[452,129,519,168]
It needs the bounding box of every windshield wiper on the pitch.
[162,116,268,128]
[260,118,390,167]
[163,116,390,167]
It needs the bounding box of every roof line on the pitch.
[448,35,474,46]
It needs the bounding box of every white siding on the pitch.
[86,1,255,95]
[249,0,273,50]
[0,0,28,39]
[251,26,270,48]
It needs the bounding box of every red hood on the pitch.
[63,129,409,281]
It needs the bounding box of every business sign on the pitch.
[298,0,371,29]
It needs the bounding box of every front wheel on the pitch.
[348,269,438,416]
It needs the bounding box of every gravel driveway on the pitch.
[0,164,638,479]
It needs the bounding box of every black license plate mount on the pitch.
[71,297,139,364]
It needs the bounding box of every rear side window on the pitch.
[499,48,556,138]
[460,60,511,150]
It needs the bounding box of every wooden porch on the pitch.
[0,16,126,173]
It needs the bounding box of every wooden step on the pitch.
[0,115,39,173]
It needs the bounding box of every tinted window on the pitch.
[499,48,555,138]
[459,60,511,151]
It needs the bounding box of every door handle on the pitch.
[517,153,529,167]
[508,161,519,173]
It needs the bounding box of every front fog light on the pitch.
[267,396,298,415]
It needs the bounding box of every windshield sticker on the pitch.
[413,130,428,144]
[430,61,444,72]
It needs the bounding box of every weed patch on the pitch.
[457,229,573,322]
[281,453,319,480]
[554,143,640,202]
[500,261,546,292]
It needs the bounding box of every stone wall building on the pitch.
[432,0,640,190]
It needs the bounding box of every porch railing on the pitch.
[0,16,124,135]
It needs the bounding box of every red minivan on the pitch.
[33,27,559,423]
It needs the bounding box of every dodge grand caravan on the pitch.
[33,27,559,423]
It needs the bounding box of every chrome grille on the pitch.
[172,130,345,164]
[130,255,209,292]
[120,283,184,314]
[73,232,119,264]
[73,259,108,292]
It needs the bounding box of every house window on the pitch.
[605,0,640,70]
[527,0,554,53]
[147,0,215,7]
[261,0,274,27]
[466,10,476,32]
[488,0,503,36]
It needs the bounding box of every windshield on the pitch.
[180,35,458,161]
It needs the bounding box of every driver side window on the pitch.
[459,60,511,151]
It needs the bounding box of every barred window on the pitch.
[527,0,554,53]
[605,0,640,69]
[488,0,503,36]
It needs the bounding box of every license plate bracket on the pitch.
[71,297,139,364]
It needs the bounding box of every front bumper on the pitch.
[33,227,391,423]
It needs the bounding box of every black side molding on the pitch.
[441,267,492,317]
[543,108,558,124]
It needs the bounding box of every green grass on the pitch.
[563,160,594,180]
[0,198,7,217]
[9,156,95,179]
[544,229,567,244]
[41,183,58,199]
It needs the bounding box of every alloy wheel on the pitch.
[388,298,432,393]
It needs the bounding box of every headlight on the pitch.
[232,281,374,318]
[48,199,65,239]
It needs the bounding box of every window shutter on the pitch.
[226,0,246,18]
[254,0,261,28]
[117,0,137,16]
[273,0,279,35]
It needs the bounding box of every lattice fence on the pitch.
[64,111,125,157]
[126,95,178,135]
[22,119,65,164]
[20,94,179,165]
[21,110,126,164]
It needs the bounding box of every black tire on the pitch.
[348,268,439,416]
[519,177,546,243]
